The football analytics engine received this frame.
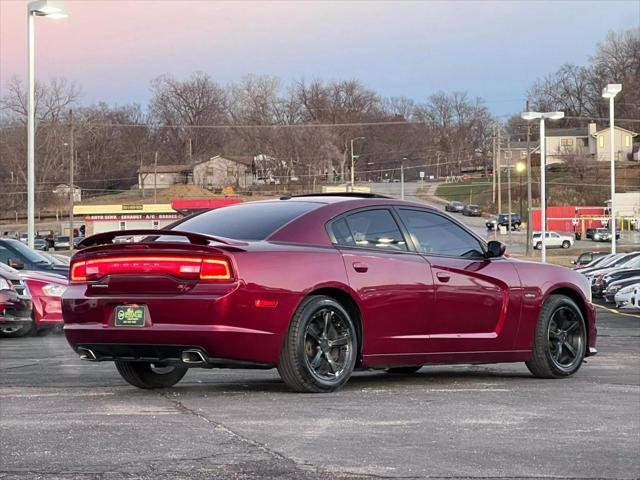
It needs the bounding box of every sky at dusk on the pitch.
[1,0,638,117]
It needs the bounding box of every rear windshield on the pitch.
[173,201,321,240]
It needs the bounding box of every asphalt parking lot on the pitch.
[1,305,639,480]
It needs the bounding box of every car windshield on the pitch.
[620,256,640,268]
[57,236,69,242]
[610,253,640,267]
[171,201,322,241]
[3,239,51,264]
[583,256,608,268]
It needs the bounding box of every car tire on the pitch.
[114,361,188,389]
[535,242,542,250]
[525,294,587,379]
[278,295,357,393]
[562,241,571,249]
[385,366,422,374]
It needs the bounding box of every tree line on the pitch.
[0,28,637,213]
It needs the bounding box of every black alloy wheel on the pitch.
[278,295,357,393]
[526,294,587,378]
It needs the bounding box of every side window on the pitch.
[338,209,407,251]
[398,209,484,258]
[0,246,11,265]
[331,218,354,246]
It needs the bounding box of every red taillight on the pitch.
[70,260,87,283]
[200,259,231,280]
[69,255,232,284]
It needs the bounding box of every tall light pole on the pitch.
[26,0,69,248]
[521,110,564,263]
[350,137,365,190]
[515,161,526,220]
[602,83,622,254]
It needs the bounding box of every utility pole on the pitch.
[497,125,502,214]
[139,154,145,198]
[188,138,193,164]
[153,151,158,204]
[350,138,356,190]
[400,162,405,199]
[507,136,512,247]
[525,100,533,256]
[436,151,441,180]
[68,109,75,253]
[492,125,496,204]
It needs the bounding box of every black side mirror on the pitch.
[486,241,506,258]
[8,259,24,270]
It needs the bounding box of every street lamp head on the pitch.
[521,111,542,121]
[28,0,68,18]
[602,83,622,99]
[515,161,526,173]
[545,111,565,121]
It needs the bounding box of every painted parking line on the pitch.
[595,303,640,319]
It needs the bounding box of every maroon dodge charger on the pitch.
[62,194,597,393]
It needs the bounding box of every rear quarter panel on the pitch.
[229,243,352,360]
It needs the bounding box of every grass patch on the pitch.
[435,178,494,207]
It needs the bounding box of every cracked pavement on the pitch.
[1,305,638,479]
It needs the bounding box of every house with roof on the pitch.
[545,122,637,164]
[137,164,192,189]
[137,155,255,191]
[499,141,540,168]
[191,155,254,189]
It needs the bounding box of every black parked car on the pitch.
[486,213,521,230]
[597,268,640,297]
[0,239,69,277]
[571,251,608,268]
[462,204,482,216]
[444,201,465,213]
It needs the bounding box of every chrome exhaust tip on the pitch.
[181,349,207,365]
[77,347,97,361]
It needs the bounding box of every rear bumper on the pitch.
[62,283,300,365]
[72,343,273,369]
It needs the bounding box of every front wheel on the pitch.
[278,296,357,393]
[535,242,542,250]
[525,295,587,378]
[562,240,571,249]
[114,361,188,389]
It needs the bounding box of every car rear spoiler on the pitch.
[78,229,248,248]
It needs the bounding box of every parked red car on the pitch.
[20,270,67,332]
[63,194,597,392]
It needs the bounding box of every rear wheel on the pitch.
[562,240,571,249]
[278,295,357,393]
[385,366,422,374]
[114,361,188,389]
[526,295,586,378]
[535,242,542,250]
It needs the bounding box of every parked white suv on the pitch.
[532,231,574,250]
